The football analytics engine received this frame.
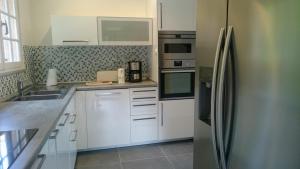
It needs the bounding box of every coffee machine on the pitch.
[128,61,142,82]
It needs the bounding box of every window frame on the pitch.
[0,0,24,73]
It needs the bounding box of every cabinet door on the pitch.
[75,91,87,150]
[56,113,70,169]
[66,97,77,169]
[131,115,158,143]
[159,99,195,140]
[98,17,152,45]
[86,89,130,148]
[158,0,197,31]
[51,16,98,45]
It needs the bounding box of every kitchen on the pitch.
[0,0,300,169]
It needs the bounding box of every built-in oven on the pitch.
[160,68,195,99]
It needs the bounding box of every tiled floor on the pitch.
[75,140,193,169]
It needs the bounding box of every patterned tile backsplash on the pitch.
[0,71,31,100]
[27,45,151,84]
[0,45,151,99]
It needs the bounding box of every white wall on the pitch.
[28,0,150,45]
[18,0,33,45]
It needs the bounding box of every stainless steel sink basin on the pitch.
[9,84,71,101]
[11,94,62,101]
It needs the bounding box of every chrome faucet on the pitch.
[17,80,25,96]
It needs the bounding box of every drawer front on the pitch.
[131,115,158,143]
[130,87,158,102]
[131,101,158,116]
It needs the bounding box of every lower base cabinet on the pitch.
[32,96,77,169]
[86,89,131,148]
[159,99,195,140]
[131,114,158,143]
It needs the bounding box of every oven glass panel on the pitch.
[164,43,192,53]
[160,71,195,100]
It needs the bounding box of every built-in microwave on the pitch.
[159,31,196,60]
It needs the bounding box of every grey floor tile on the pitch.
[160,141,193,156]
[168,153,193,169]
[75,163,122,169]
[118,145,164,162]
[122,157,173,169]
[76,149,120,168]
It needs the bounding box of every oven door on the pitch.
[160,69,195,100]
[159,39,195,60]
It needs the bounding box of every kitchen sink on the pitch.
[9,85,71,101]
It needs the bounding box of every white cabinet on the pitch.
[75,91,87,150]
[51,16,98,45]
[158,0,197,31]
[131,114,158,143]
[98,17,153,45]
[159,99,195,140]
[86,89,130,148]
[130,87,158,143]
[35,136,57,169]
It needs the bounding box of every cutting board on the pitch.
[86,81,113,86]
[97,71,118,82]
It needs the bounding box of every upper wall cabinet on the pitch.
[158,0,197,31]
[98,17,153,45]
[51,16,98,45]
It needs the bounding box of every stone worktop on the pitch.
[0,80,157,169]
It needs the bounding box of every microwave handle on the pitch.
[161,70,195,73]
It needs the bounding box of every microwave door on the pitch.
[160,39,196,60]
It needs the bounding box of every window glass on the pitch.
[3,39,12,62]
[0,0,23,71]
[1,13,10,38]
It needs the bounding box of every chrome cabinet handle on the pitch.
[70,130,78,142]
[160,2,163,29]
[49,129,59,139]
[217,26,234,169]
[62,40,89,43]
[59,113,70,126]
[95,92,121,96]
[211,27,226,169]
[161,102,164,126]
[133,97,156,100]
[132,104,156,107]
[161,70,196,73]
[133,90,156,93]
[70,114,77,124]
[133,117,156,121]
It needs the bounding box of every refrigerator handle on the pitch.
[211,27,225,169]
[217,26,234,169]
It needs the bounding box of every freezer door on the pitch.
[194,0,228,168]
[226,1,300,169]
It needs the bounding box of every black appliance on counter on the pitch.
[128,61,142,83]
[0,128,38,169]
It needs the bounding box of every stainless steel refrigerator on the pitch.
[194,0,300,169]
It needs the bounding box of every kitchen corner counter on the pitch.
[0,80,157,169]
[76,80,157,91]
[0,87,76,169]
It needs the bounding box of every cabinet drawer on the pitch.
[131,101,158,116]
[130,87,158,102]
[131,115,158,143]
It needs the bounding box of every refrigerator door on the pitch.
[194,0,228,168]
[225,1,300,169]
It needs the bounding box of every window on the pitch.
[0,0,23,72]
